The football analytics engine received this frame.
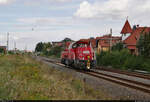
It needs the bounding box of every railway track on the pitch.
[41,57,150,94]
[95,67,150,80]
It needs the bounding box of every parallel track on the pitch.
[41,57,150,94]
[95,67,150,80]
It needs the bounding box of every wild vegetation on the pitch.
[0,55,111,100]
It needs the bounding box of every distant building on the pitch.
[52,38,74,49]
[96,35,121,54]
[121,19,150,55]
[52,42,63,47]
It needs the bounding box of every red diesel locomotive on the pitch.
[61,40,96,70]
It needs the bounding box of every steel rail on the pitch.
[95,67,150,80]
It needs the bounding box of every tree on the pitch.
[137,34,144,55]
[137,31,150,57]
[112,42,124,51]
[0,48,5,53]
[62,38,72,42]
[42,42,52,55]
[35,42,44,52]
[49,46,63,58]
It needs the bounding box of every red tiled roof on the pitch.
[128,46,136,50]
[121,20,132,34]
[96,35,111,40]
[124,27,150,46]
[96,35,121,40]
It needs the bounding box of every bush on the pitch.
[0,48,5,54]
[96,49,150,72]
[47,46,64,58]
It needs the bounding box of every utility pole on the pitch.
[7,32,9,53]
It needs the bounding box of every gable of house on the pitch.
[121,20,132,34]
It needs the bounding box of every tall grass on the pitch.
[0,55,111,100]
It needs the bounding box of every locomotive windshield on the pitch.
[72,42,89,49]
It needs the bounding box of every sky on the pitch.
[0,0,150,51]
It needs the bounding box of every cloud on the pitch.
[46,0,73,3]
[0,0,9,4]
[74,0,150,21]
[0,0,15,5]
[16,16,90,30]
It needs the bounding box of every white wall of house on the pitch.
[122,33,131,41]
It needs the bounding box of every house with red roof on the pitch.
[52,42,63,47]
[52,40,74,49]
[121,19,150,55]
[96,35,121,54]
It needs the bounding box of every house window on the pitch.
[130,49,135,54]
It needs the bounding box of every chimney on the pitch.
[133,25,137,30]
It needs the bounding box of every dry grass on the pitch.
[0,55,111,100]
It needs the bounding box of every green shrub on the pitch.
[0,48,5,54]
[96,49,150,72]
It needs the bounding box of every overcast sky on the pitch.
[0,0,150,51]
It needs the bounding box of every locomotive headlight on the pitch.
[87,56,90,59]
[87,56,90,69]
[83,51,90,54]
[82,57,84,60]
